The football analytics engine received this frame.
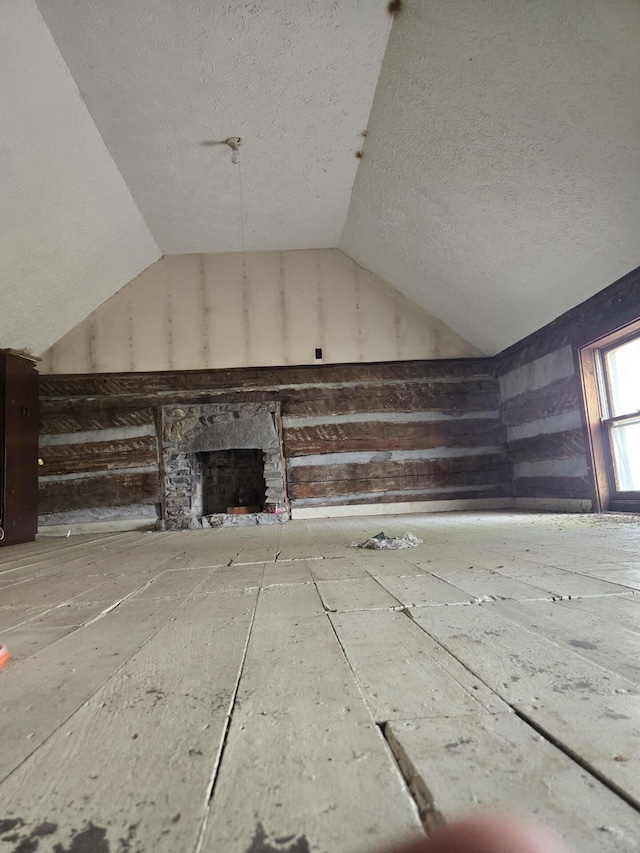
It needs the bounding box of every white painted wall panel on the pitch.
[0,0,160,356]
[39,250,481,374]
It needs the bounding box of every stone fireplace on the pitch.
[158,402,289,529]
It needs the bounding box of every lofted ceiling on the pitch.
[342,0,640,352]
[35,0,391,255]
[3,0,640,357]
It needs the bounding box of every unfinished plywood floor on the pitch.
[1,512,640,853]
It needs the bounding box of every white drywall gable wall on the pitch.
[0,0,160,356]
[38,249,481,374]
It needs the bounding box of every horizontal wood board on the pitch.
[39,359,510,517]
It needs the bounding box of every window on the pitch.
[579,323,640,512]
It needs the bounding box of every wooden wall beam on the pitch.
[506,429,586,463]
[39,437,157,477]
[39,472,160,514]
[501,377,580,427]
[285,419,505,457]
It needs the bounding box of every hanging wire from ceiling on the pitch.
[225,136,246,277]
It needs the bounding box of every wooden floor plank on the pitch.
[427,566,554,601]
[261,560,315,586]
[0,533,138,576]
[495,566,635,599]
[357,553,428,577]
[199,603,420,852]
[515,694,640,809]
[2,512,640,853]
[252,582,324,620]
[274,536,323,562]
[0,590,256,853]
[491,598,640,686]
[573,562,640,591]
[196,564,265,595]
[316,577,402,612]
[230,531,282,565]
[375,573,475,607]
[0,568,213,782]
[557,594,640,635]
[386,713,640,851]
[331,609,508,720]
[0,626,78,663]
[308,557,371,581]
[156,529,244,569]
[0,570,124,610]
[410,602,639,703]
[129,568,212,599]
[310,521,362,559]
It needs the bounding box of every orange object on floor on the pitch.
[0,643,9,667]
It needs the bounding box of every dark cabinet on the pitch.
[0,352,39,546]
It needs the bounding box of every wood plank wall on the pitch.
[38,359,510,524]
[496,265,640,508]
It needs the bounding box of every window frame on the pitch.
[578,319,640,512]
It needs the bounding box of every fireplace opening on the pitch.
[196,449,266,515]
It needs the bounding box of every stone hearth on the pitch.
[158,402,289,530]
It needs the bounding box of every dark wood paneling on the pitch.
[289,466,511,500]
[40,408,155,435]
[39,437,157,476]
[288,453,509,485]
[513,476,592,499]
[292,484,511,507]
[506,429,586,463]
[40,382,498,417]
[284,419,505,457]
[39,359,508,515]
[39,389,280,415]
[501,377,580,427]
[282,381,498,418]
[39,358,495,398]
[39,472,160,514]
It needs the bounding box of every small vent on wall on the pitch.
[315,348,323,360]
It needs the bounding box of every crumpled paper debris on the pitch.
[351,531,423,550]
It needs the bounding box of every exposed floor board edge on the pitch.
[409,609,640,817]
[194,571,265,853]
[379,721,445,833]
[512,706,640,814]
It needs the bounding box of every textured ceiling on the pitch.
[342,0,640,353]
[5,1,640,357]
[1,0,160,355]
[35,0,391,254]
